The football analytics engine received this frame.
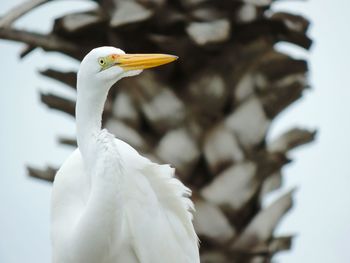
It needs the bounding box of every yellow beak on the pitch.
[109,53,178,71]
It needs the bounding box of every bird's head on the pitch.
[78,46,178,90]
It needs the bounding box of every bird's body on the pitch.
[51,47,199,263]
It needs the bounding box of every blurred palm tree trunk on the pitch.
[0,0,315,262]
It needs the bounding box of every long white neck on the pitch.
[76,76,110,162]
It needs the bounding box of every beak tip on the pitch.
[170,55,179,61]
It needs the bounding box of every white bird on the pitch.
[51,47,199,263]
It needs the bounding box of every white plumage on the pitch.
[51,47,199,263]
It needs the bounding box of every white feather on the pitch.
[52,138,199,263]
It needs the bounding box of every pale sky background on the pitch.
[0,0,349,262]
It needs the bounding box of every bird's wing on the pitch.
[51,149,91,262]
[114,139,199,263]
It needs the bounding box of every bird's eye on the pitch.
[98,57,106,66]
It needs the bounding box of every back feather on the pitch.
[124,162,199,263]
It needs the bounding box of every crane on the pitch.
[51,47,200,263]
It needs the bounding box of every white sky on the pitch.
[0,0,349,262]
